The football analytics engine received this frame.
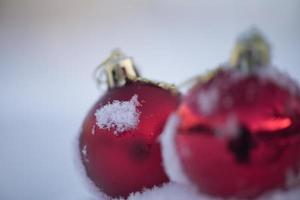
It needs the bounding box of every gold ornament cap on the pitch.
[230,28,271,72]
[94,49,139,89]
[94,49,178,94]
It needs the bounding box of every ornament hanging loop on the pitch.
[230,28,271,72]
[94,49,139,89]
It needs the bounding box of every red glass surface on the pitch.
[177,69,300,198]
[79,81,180,198]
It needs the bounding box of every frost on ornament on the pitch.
[81,145,89,163]
[220,65,300,96]
[197,87,219,115]
[95,95,141,134]
[255,67,300,96]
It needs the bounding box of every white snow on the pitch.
[125,182,210,200]
[258,187,300,200]
[160,114,191,185]
[217,65,300,95]
[121,182,300,200]
[197,87,220,115]
[95,95,141,135]
[81,145,89,163]
[83,182,300,200]
[81,145,87,156]
[113,181,300,200]
[221,65,300,96]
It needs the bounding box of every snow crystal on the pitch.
[95,95,141,135]
[81,145,87,156]
[81,145,89,163]
[160,114,191,185]
[220,64,300,94]
[258,187,300,200]
[198,88,219,115]
[125,182,210,200]
[79,181,299,200]
[112,181,300,200]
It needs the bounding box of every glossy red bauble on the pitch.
[176,68,300,198]
[79,80,180,198]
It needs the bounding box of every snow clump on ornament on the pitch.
[95,94,141,134]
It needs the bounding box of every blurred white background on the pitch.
[0,0,299,199]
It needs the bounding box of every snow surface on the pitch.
[95,95,141,134]
[160,114,191,185]
[81,145,89,163]
[111,182,300,200]
[125,182,212,200]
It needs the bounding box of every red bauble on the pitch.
[80,80,180,198]
[176,67,300,198]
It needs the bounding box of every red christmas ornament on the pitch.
[174,31,300,198]
[79,51,180,198]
